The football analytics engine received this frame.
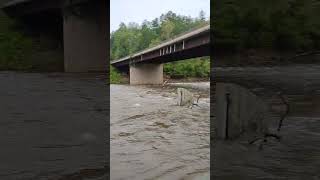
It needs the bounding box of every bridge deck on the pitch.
[1,0,90,15]
[111,25,210,67]
[1,0,31,8]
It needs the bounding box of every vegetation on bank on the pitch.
[213,0,320,52]
[110,11,210,82]
[0,11,34,70]
[110,65,122,84]
[0,11,63,71]
[164,57,210,78]
[110,58,210,84]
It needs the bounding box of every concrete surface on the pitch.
[129,63,163,85]
[63,0,108,72]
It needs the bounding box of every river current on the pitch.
[110,84,210,180]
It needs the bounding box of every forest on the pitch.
[213,0,320,52]
[110,11,210,83]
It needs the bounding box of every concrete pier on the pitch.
[129,63,163,85]
[63,0,108,72]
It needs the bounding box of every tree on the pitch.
[212,0,320,52]
[160,20,175,40]
[199,10,206,21]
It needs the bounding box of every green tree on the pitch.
[212,0,320,52]
[110,11,210,79]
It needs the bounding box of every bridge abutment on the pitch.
[130,63,163,85]
[63,0,107,72]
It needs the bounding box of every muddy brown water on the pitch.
[110,84,210,180]
[0,72,108,180]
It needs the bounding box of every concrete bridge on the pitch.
[111,25,210,85]
[1,0,108,72]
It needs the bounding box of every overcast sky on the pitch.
[110,0,210,32]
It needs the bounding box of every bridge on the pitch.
[1,0,108,72]
[111,25,210,85]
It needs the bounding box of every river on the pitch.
[110,84,210,180]
[0,72,108,180]
[0,71,209,180]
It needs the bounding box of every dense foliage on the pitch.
[110,65,122,84]
[0,11,63,71]
[164,58,210,78]
[110,11,210,81]
[213,0,320,52]
[0,11,34,70]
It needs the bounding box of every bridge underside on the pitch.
[114,43,210,85]
[2,0,108,72]
[112,34,210,68]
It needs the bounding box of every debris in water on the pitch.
[125,114,145,120]
[118,132,134,137]
[176,88,201,108]
[153,122,171,128]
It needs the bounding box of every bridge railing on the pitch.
[111,23,210,64]
[143,22,210,51]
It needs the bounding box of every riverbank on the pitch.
[110,59,210,84]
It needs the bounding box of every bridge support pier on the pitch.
[63,0,107,72]
[215,83,269,140]
[130,63,163,85]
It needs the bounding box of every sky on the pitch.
[110,0,210,32]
